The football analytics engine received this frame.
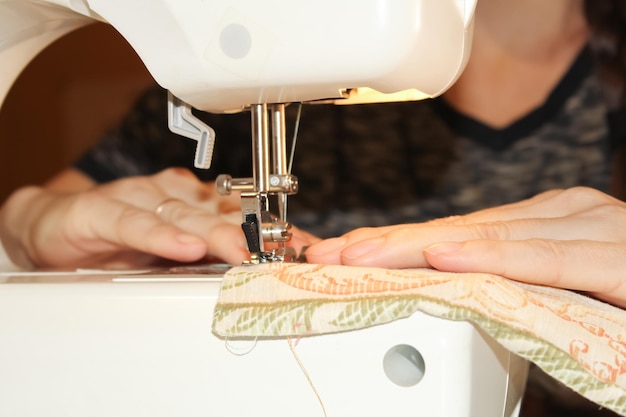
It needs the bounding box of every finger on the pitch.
[307,187,618,264]
[215,190,243,214]
[423,239,626,307]
[291,228,321,247]
[430,187,621,226]
[274,227,321,259]
[305,226,393,264]
[150,169,241,214]
[99,169,220,214]
[99,175,168,211]
[306,220,532,267]
[152,168,214,202]
[307,213,626,268]
[305,190,587,265]
[151,198,249,264]
[39,197,208,266]
[429,189,563,226]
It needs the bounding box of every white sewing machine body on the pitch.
[1,0,530,415]
[0,0,474,112]
[0,268,527,417]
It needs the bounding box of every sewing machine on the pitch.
[0,0,529,416]
[1,0,479,262]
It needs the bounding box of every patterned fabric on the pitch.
[213,263,626,416]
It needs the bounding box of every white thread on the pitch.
[287,102,303,174]
[287,337,328,417]
[224,336,258,356]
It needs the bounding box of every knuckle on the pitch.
[343,227,381,241]
[557,186,613,207]
[70,191,104,214]
[584,203,626,219]
[160,202,199,225]
[103,175,154,197]
[579,204,626,241]
[60,194,110,241]
[154,167,195,182]
[428,215,464,226]
[469,221,514,240]
[115,206,161,241]
[532,239,567,286]
[534,189,564,199]
[114,207,144,234]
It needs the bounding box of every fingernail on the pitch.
[306,237,348,256]
[424,242,464,256]
[342,237,385,260]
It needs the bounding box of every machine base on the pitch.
[0,268,528,417]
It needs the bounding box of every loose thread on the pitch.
[287,102,303,174]
[224,336,258,356]
[287,336,328,417]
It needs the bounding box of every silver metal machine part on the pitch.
[167,92,216,169]
[229,103,299,263]
[168,93,299,263]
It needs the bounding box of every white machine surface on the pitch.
[0,268,528,417]
[0,1,531,415]
[0,0,475,112]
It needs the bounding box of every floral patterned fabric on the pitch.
[213,263,626,416]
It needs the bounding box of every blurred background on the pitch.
[0,22,155,202]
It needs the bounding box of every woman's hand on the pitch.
[0,168,315,269]
[306,187,626,307]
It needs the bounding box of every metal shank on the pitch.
[216,103,299,263]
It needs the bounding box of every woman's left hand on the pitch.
[306,187,626,308]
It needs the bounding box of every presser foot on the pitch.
[245,247,299,264]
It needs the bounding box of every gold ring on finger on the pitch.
[154,198,181,215]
